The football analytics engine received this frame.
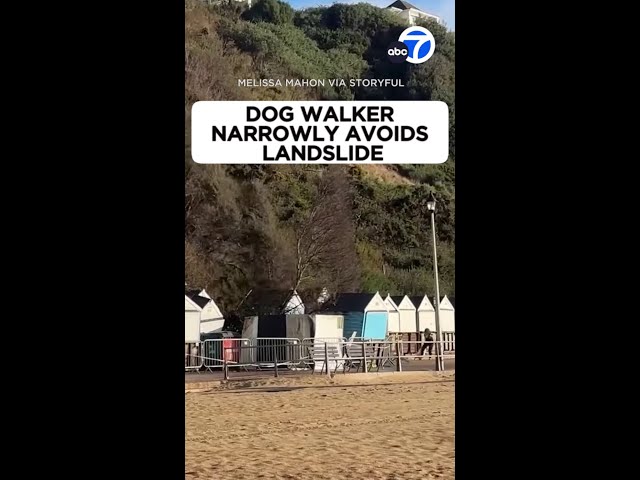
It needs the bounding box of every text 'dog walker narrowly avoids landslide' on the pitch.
[191,101,449,164]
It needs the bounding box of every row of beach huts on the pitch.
[185,288,455,344]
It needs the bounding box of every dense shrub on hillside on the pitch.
[218,18,365,98]
[243,0,294,25]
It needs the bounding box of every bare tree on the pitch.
[293,167,360,294]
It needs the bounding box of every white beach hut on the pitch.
[320,292,389,340]
[436,295,455,332]
[186,289,225,335]
[283,290,305,315]
[310,313,345,373]
[384,294,401,333]
[185,294,202,343]
[198,290,225,335]
[412,295,436,333]
[392,295,418,333]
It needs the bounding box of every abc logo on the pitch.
[396,26,436,64]
[387,41,408,64]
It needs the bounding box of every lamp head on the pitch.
[426,192,436,211]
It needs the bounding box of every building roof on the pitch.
[408,295,455,309]
[186,289,211,309]
[391,295,406,306]
[319,293,376,313]
[283,290,305,314]
[385,295,399,311]
[192,296,210,309]
[316,292,452,312]
[434,296,455,309]
[409,295,426,309]
[242,288,299,315]
[387,0,419,11]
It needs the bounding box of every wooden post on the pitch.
[442,342,446,370]
[396,337,402,372]
[274,345,279,378]
[223,349,229,381]
[324,342,330,376]
[362,341,368,373]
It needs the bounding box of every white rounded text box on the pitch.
[191,101,449,164]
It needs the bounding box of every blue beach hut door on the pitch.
[362,311,388,339]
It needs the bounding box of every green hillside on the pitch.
[185,0,455,324]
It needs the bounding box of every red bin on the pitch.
[223,338,240,363]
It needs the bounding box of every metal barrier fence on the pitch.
[185,342,203,370]
[201,338,251,369]
[210,339,455,379]
[253,338,304,366]
[388,332,455,353]
[185,338,311,372]
[303,337,346,372]
[186,336,455,375]
[389,332,422,355]
[442,332,455,352]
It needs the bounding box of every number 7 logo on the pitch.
[398,26,436,64]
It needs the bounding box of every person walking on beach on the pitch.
[420,328,434,358]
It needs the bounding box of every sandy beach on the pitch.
[186,372,454,479]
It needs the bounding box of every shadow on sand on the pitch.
[201,379,454,395]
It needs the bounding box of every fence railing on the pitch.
[442,332,455,352]
[387,332,455,352]
[185,342,203,370]
[201,338,251,370]
[303,337,346,372]
[185,337,455,379]
[252,338,304,367]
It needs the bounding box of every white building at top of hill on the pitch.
[203,0,252,8]
[385,1,443,26]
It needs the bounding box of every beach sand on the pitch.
[186,372,455,479]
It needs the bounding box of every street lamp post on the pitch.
[427,193,444,372]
